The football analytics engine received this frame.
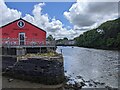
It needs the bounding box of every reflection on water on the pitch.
[56,46,119,88]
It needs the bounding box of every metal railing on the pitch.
[1,38,56,47]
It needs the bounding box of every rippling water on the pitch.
[56,46,119,88]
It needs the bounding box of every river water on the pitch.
[56,46,119,88]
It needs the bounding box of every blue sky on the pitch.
[5,2,74,27]
[1,0,118,39]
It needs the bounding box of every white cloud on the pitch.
[0,0,21,26]
[1,0,77,39]
[23,2,78,39]
[64,2,118,29]
[1,0,118,40]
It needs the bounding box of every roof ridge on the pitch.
[0,18,46,33]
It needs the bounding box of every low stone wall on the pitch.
[3,56,64,85]
[2,48,16,55]
[2,56,17,71]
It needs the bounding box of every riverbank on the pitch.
[2,76,63,90]
[64,72,118,90]
[2,74,118,90]
[57,45,120,51]
[77,46,120,51]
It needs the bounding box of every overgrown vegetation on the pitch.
[74,18,120,50]
[19,52,60,59]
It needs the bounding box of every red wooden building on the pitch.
[1,18,46,46]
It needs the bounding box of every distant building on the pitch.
[56,39,75,46]
[67,40,75,45]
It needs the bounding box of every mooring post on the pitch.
[39,47,41,53]
[60,49,62,54]
[16,47,26,61]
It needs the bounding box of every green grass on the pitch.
[20,52,60,59]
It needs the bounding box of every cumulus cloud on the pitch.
[23,2,78,39]
[0,0,21,26]
[64,1,118,30]
[1,0,118,39]
[0,0,77,39]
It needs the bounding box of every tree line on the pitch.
[74,18,120,50]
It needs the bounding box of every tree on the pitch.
[63,37,68,40]
[74,18,120,49]
[47,35,54,41]
[106,38,115,47]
